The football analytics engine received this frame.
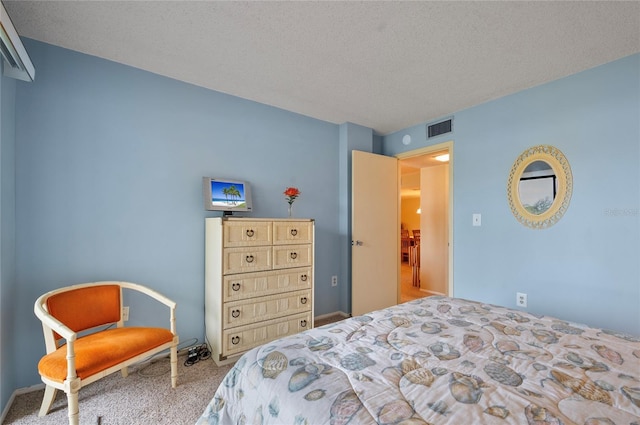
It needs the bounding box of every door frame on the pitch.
[396,140,454,297]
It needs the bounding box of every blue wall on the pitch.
[12,40,343,388]
[0,66,18,415]
[384,54,640,336]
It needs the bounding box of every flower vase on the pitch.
[288,204,293,217]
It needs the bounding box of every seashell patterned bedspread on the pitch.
[197,296,640,424]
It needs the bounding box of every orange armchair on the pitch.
[34,281,179,425]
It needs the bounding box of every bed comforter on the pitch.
[198,296,640,424]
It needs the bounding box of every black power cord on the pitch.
[184,343,211,366]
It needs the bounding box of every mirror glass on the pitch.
[507,145,572,229]
[518,160,556,215]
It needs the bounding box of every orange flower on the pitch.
[284,187,301,205]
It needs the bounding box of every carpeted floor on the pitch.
[3,354,233,425]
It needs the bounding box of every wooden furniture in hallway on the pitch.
[409,243,420,287]
[401,229,411,262]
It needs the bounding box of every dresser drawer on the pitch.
[222,312,312,357]
[273,221,313,245]
[223,221,272,247]
[272,244,313,270]
[223,246,272,275]
[222,289,311,329]
[223,267,312,302]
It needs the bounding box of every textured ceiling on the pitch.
[4,1,640,135]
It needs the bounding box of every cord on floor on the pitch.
[184,343,211,366]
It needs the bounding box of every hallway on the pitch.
[400,261,426,303]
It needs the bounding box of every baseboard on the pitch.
[0,392,14,425]
[1,383,45,424]
[421,289,445,297]
[315,311,350,321]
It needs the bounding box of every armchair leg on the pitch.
[170,344,178,388]
[66,389,79,425]
[121,366,129,378]
[38,385,58,417]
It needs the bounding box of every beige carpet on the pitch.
[4,354,233,425]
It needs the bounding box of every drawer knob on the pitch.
[300,319,307,327]
[301,297,308,304]
[231,309,241,318]
[290,229,298,236]
[290,252,298,260]
[245,255,255,263]
[232,282,241,291]
[301,274,307,281]
[231,336,240,345]
[246,229,255,237]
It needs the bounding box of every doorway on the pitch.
[397,141,453,302]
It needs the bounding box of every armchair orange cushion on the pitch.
[46,285,121,341]
[38,327,174,382]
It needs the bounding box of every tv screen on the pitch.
[202,177,253,213]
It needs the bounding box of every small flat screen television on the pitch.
[202,177,253,214]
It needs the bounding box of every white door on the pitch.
[351,150,399,316]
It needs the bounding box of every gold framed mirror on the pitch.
[507,145,572,229]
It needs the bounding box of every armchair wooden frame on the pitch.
[34,281,178,425]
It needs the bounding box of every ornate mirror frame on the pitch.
[507,145,573,229]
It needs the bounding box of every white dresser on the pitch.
[205,217,314,365]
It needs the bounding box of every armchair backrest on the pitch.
[43,284,122,346]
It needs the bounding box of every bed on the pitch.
[197,296,640,424]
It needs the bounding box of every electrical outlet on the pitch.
[516,292,527,308]
[331,276,338,287]
[122,306,129,321]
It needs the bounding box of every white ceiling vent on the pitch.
[0,3,34,81]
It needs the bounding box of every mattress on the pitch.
[197,296,640,424]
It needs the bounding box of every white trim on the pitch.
[315,311,349,321]
[420,289,446,297]
[1,383,45,423]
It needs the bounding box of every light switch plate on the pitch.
[472,213,481,226]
